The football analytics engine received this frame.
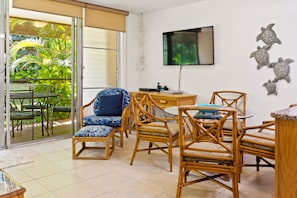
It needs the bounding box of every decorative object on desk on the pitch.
[0,150,33,169]
[156,82,168,92]
[251,23,294,95]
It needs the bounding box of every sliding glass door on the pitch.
[0,0,123,148]
[1,1,79,146]
[0,0,8,148]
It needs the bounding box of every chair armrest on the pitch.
[120,105,131,130]
[239,120,275,141]
[79,99,94,127]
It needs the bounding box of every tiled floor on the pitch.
[3,132,274,198]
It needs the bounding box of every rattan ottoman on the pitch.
[72,125,115,160]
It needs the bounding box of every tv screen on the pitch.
[163,26,214,65]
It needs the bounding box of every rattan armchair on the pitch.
[130,92,179,172]
[176,105,240,198]
[80,88,130,147]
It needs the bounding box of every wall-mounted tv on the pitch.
[163,26,214,65]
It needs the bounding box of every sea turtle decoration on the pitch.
[250,46,270,69]
[256,23,281,48]
[263,80,277,95]
[270,57,294,83]
[251,23,294,96]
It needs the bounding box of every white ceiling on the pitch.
[77,0,204,14]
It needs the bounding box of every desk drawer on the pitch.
[151,96,177,107]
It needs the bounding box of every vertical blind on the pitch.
[12,0,129,32]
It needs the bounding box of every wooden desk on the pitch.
[0,169,26,198]
[271,106,297,198]
[128,92,197,132]
[135,91,197,108]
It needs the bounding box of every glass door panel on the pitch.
[6,7,76,144]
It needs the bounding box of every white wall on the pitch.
[125,0,297,124]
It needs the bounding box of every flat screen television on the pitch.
[163,26,214,65]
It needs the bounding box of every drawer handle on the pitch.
[159,100,167,104]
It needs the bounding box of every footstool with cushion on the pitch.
[72,125,115,160]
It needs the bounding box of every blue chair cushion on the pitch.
[83,115,122,127]
[195,103,222,113]
[95,93,123,116]
[74,125,113,137]
[93,88,130,116]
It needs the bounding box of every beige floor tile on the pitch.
[22,179,50,197]
[51,180,103,198]
[31,192,58,198]
[36,170,84,191]
[22,163,65,179]
[3,132,275,198]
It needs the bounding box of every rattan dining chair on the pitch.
[130,92,179,172]
[239,120,275,171]
[209,90,247,139]
[176,105,240,198]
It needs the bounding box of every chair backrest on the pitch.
[209,90,246,116]
[9,90,34,112]
[132,92,172,126]
[177,105,240,198]
[93,88,130,115]
[178,105,239,163]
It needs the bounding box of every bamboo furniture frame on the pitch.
[72,127,115,160]
[79,88,130,147]
[130,92,179,172]
[176,105,240,198]
[209,90,247,136]
[239,120,275,171]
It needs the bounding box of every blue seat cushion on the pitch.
[83,115,122,127]
[74,125,113,137]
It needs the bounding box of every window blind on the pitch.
[12,0,83,18]
[85,4,128,32]
[13,0,129,32]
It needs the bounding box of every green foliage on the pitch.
[9,20,73,120]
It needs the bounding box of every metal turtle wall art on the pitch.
[270,57,294,83]
[256,23,281,48]
[263,80,277,95]
[251,23,294,96]
[250,46,270,69]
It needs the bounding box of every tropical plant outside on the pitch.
[9,17,73,120]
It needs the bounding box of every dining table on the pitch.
[8,91,60,136]
[164,105,254,119]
